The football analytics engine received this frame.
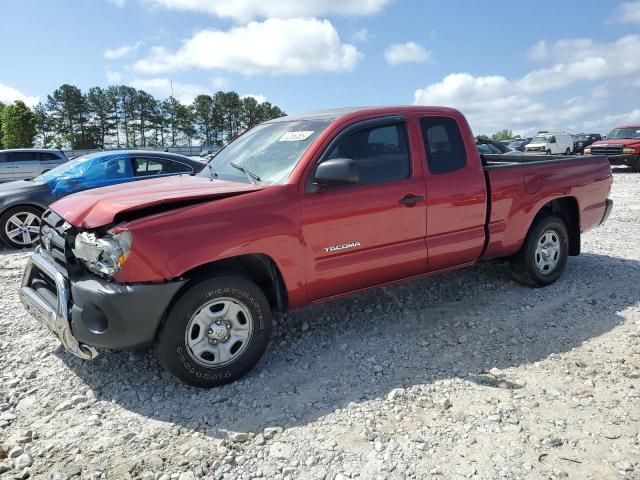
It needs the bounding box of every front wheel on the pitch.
[565,148,571,155]
[510,214,569,287]
[0,206,43,248]
[158,275,272,388]
[546,150,552,156]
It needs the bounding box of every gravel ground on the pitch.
[1,169,639,480]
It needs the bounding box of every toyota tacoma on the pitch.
[20,107,614,387]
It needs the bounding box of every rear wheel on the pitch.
[0,206,43,249]
[158,275,272,388]
[565,148,571,155]
[546,150,552,156]
[510,214,569,287]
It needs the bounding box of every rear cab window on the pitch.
[420,117,467,174]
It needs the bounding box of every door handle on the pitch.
[399,194,424,206]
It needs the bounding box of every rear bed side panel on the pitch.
[482,158,612,259]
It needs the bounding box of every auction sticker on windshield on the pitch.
[279,131,314,142]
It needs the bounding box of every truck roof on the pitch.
[265,105,463,124]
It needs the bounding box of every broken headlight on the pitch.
[72,230,132,277]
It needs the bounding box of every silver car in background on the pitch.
[0,149,68,182]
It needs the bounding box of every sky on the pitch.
[1,0,639,136]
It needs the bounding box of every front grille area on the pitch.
[39,210,72,270]
[591,145,623,156]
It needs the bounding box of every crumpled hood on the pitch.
[591,139,640,147]
[50,175,263,229]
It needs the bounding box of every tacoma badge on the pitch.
[324,241,361,253]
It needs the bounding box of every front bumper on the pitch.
[606,153,639,166]
[20,247,186,359]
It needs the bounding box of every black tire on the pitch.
[565,148,571,155]
[630,156,640,172]
[546,150,552,156]
[0,205,43,249]
[157,275,272,388]
[510,214,569,287]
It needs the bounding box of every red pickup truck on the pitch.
[20,106,613,387]
[584,124,640,171]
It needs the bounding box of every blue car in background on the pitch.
[0,150,204,248]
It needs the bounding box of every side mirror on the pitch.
[314,158,359,188]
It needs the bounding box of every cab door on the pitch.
[301,117,428,301]
[419,115,488,271]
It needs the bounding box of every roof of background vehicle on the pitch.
[70,150,205,169]
[0,148,65,153]
[265,105,463,124]
[615,124,640,129]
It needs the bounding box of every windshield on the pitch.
[607,128,640,140]
[34,154,95,183]
[199,120,330,185]
[34,152,132,197]
[531,136,550,144]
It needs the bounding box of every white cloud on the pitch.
[527,40,548,61]
[414,35,640,134]
[352,28,370,43]
[106,70,123,84]
[134,18,362,75]
[143,0,390,22]
[104,42,141,60]
[517,35,640,94]
[212,77,229,89]
[413,73,601,135]
[0,83,39,107]
[582,109,640,132]
[591,84,610,99]
[129,78,210,103]
[618,1,640,23]
[384,41,431,65]
[241,93,266,104]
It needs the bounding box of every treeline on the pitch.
[0,84,286,150]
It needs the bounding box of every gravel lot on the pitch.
[1,169,639,480]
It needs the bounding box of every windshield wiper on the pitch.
[205,163,218,180]
[230,162,261,184]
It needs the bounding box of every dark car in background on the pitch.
[476,138,521,155]
[0,149,68,182]
[573,133,602,154]
[506,138,532,152]
[0,150,204,248]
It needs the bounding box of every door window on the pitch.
[7,152,36,162]
[420,117,467,174]
[132,157,193,177]
[324,123,410,185]
[38,152,61,161]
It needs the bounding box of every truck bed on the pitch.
[480,154,612,260]
[481,153,602,168]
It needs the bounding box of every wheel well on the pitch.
[0,203,45,219]
[181,254,289,312]
[536,197,580,256]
